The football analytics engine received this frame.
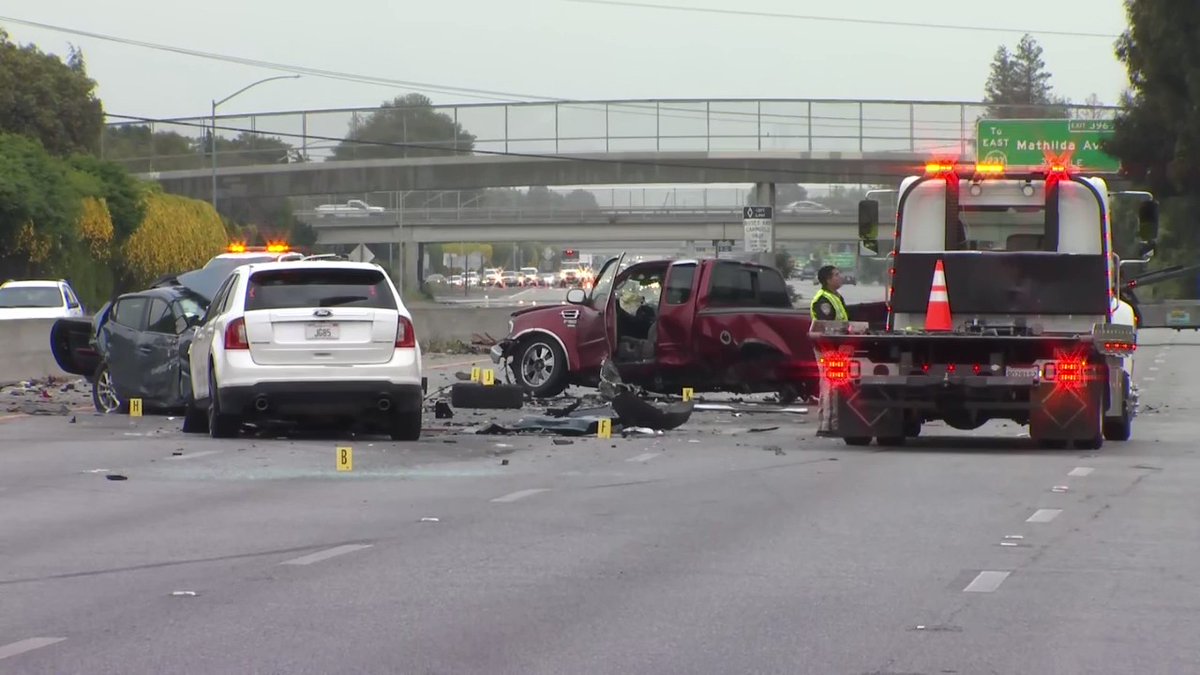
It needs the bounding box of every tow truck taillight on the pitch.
[820,354,860,383]
[1043,358,1086,386]
[395,316,416,348]
[223,318,249,350]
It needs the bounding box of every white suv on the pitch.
[182,260,424,440]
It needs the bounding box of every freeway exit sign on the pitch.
[976,118,1118,172]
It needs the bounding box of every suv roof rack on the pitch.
[301,253,349,261]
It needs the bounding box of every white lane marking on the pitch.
[1149,366,1160,372]
[627,452,660,463]
[1027,508,1063,523]
[0,638,66,660]
[1144,377,1156,381]
[963,570,1010,593]
[490,488,550,503]
[1068,467,1094,477]
[280,544,372,566]
[167,450,223,461]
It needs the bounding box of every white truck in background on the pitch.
[315,200,384,218]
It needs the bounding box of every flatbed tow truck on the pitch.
[810,161,1159,449]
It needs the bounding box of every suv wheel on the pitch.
[207,365,241,439]
[389,411,422,441]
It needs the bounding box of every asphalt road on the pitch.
[1,329,1197,674]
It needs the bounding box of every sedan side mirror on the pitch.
[565,288,587,305]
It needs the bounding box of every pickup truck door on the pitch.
[655,261,699,367]
[575,254,625,368]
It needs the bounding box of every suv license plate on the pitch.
[1005,366,1039,379]
[305,322,339,340]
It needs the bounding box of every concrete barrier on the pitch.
[0,306,519,385]
[409,304,516,344]
[0,319,70,386]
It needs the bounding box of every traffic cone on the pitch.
[925,259,953,331]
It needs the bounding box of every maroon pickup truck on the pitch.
[490,255,829,401]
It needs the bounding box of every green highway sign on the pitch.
[976,118,1118,172]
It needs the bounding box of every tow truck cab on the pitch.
[812,163,1158,449]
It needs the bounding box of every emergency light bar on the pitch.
[225,243,292,254]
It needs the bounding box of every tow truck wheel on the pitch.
[843,436,872,446]
[877,436,907,447]
[513,336,568,399]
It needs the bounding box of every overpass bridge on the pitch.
[302,207,882,245]
[111,98,1117,200]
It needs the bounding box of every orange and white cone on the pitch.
[925,259,952,331]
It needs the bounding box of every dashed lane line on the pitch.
[1026,508,1062,523]
[280,544,373,566]
[0,638,66,661]
[490,488,551,503]
[1068,467,1094,477]
[627,452,661,463]
[963,571,1011,593]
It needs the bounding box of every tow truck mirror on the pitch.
[565,288,586,305]
[1137,199,1159,244]
[857,199,880,254]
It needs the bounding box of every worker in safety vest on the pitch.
[810,265,848,435]
[810,265,849,321]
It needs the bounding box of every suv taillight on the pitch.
[396,316,416,348]
[224,317,249,350]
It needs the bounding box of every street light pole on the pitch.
[210,74,300,213]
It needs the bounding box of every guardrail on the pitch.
[102,98,1116,173]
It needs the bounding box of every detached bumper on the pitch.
[490,339,514,364]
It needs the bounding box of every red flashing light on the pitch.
[395,316,416,348]
[223,318,249,350]
[820,354,860,384]
[1043,358,1086,387]
[947,363,957,373]
[972,364,982,375]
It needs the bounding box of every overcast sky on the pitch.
[2,0,1130,121]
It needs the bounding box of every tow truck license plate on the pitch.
[305,322,339,340]
[1005,366,1039,379]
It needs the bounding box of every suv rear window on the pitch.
[245,268,398,311]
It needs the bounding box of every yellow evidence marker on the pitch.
[129,398,144,417]
[336,446,353,472]
[597,419,613,439]
[681,387,694,402]
[482,369,496,386]
[470,366,481,383]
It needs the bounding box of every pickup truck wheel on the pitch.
[513,337,568,398]
[843,436,872,446]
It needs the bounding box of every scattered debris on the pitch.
[434,401,454,419]
[1051,485,1069,493]
[170,591,198,597]
[764,445,786,456]
[749,427,780,433]
[501,459,509,466]
[552,439,574,446]
[419,517,440,523]
[105,474,128,481]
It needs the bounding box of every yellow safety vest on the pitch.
[810,288,848,321]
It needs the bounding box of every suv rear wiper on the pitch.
[319,296,369,307]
